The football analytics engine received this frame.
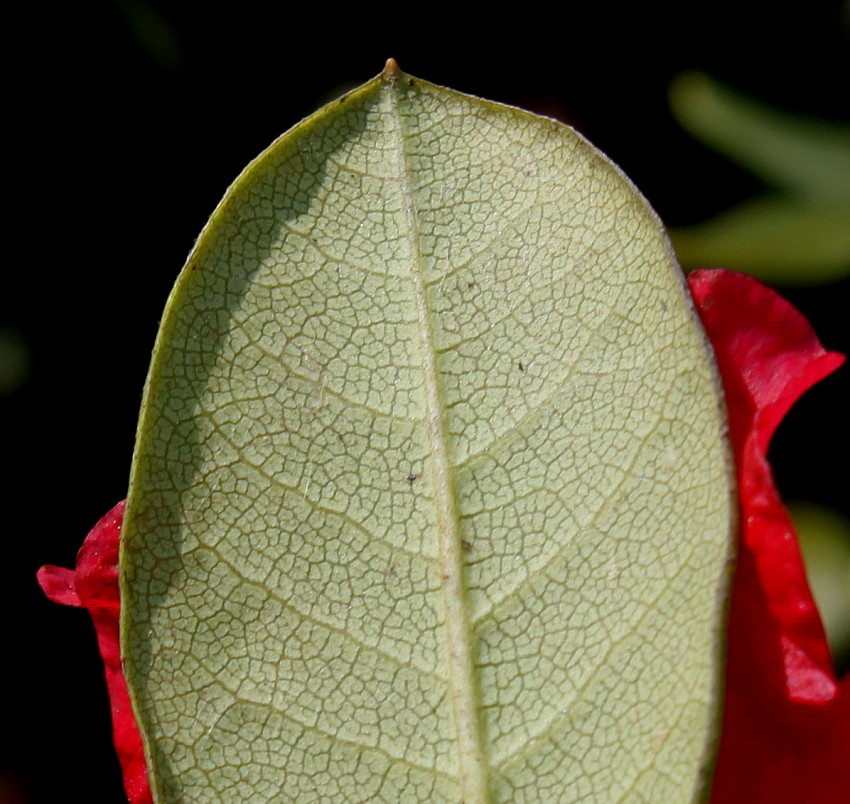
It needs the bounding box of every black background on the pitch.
[3,2,848,801]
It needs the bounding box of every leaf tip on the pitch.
[382,57,402,80]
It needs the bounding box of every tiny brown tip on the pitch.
[383,58,402,79]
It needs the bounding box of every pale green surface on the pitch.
[669,72,850,283]
[122,65,735,803]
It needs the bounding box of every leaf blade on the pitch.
[122,67,735,803]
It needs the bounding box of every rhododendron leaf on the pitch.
[120,63,735,802]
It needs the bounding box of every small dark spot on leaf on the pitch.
[467,281,475,288]
[518,361,524,372]
[406,472,417,483]
[408,78,416,87]
[462,540,472,551]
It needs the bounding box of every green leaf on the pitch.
[121,63,735,803]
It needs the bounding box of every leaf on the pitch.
[121,62,735,802]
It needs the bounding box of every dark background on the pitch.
[3,2,848,801]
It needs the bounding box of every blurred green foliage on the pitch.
[792,503,850,661]
[0,328,30,396]
[669,72,850,283]
[111,0,182,70]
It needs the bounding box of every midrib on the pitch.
[383,76,491,803]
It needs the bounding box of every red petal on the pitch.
[36,565,80,607]
[37,501,152,804]
[39,270,847,803]
[689,269,849,802]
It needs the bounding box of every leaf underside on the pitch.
[122,66,735,803]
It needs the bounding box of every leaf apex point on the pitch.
[383,57,402,80]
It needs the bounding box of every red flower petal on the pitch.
[36,566,80,607]
[39,270,847,803]
[688,269,849,803]
[37,501,152,804]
